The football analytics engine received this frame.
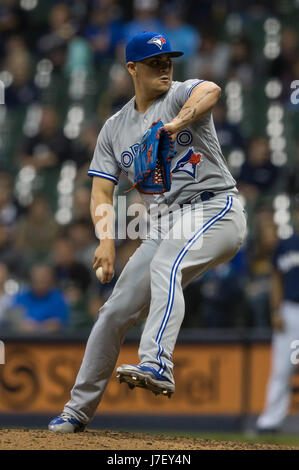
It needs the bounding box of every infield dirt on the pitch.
[0,429,298,450]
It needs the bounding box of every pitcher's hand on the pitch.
[93,239,115,284]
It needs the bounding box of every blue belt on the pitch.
[179,191,215,208]
[199,191,215,202]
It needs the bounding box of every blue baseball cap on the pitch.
[126,31,184,63]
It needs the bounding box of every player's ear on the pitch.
[126,61,137,77]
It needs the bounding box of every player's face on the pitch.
[135,54,173,95]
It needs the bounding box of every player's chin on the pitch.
[156,79,171,93]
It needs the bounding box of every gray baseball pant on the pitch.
[64,193,247,424]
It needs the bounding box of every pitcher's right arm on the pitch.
[90,176,116,284]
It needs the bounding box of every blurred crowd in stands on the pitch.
[0,0,299,334]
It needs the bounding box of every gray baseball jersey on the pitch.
[63,79,246,425]
[88,79,238,208]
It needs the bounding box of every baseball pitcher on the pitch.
[49,32,247,433]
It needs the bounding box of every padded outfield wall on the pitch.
[0,329,299,432]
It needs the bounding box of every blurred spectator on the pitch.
[0,1,27,59]
[84,1,124,64]
[73,185,91,219]
[14,195,60,263]
[18,106,73,171]
[0,263,13,327]
[51,236,93,329]
[0,222,27,279]
[0,171,20,227]
[246,216,278,328]
[253,201,277,229]
[123,0,163,41]
[256,204,299,432]
[183,0,213,30]
[97,64,133,121]
[213,101,244,154]
[2,33,28,63]
[4,44,38,108]
[162,4,200,60]
[270,27,298,100]
[0,0,19,35]
[52,236,91,292]
[37,3,76,71]
[67,218,98,268]
[227,36,254,88]
[72,119,101,181]
[64,35,94,76]
[186,30,230,82]
[182,278,204,327]
[237,137,280,203]
[10,264,69,333]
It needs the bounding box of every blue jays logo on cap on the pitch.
[126,31,184,63]
[147,35,167,50]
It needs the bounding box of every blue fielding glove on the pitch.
[132,120,176,194]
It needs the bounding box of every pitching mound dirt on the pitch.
[0,429,297,450]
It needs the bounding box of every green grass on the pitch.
[143,430,299,447]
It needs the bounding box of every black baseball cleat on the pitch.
[116,364,175,398]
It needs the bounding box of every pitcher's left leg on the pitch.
[138,195,246,384]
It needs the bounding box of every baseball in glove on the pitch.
[127,119,176,194]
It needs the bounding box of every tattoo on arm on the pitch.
[180,108,194,119]
[177,90,214,124]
